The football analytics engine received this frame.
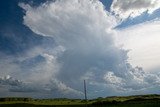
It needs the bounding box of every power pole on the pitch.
[84,80,87,101]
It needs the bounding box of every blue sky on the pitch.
[1,0,160,99]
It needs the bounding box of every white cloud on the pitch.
[111,0,160,19]
[17,0,160,98]
[104,72,124,85]
[0,75,22,86]
[0,46,82,98]
[0,0,152,98]
[117,20,160,71]
[112,20,160,92]
[19,0,117,48]
[19,0,132,97]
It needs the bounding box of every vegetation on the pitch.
[1,94,160,107]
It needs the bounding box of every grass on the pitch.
[0,98,87,106]
[1,94,160,106]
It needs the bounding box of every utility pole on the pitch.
[84,80,87,101]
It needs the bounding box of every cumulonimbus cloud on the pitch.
[0,0,159,98]
[17,0,160,98]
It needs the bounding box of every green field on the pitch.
[1,94,160,107]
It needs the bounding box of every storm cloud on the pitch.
[16,0,160,98]
[0,0,160,98]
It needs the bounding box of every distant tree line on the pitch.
[0,98,33,102]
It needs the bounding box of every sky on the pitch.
[1,0,160,99]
